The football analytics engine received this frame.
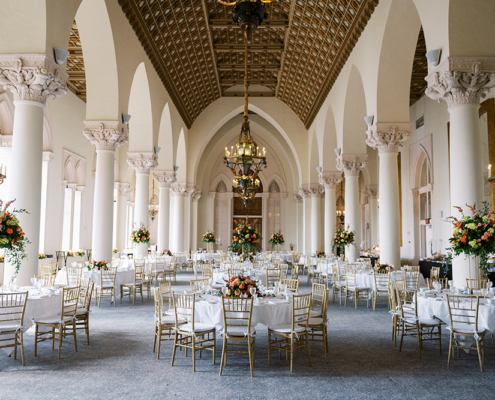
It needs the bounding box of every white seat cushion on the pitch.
[121,282,142,287]
[224,325,256,336]
[451,322,485,335]
[76,308,88,315]
[268,324,308,334]
[34,314,74,324]
[179,323,215,333]
[0,324,22,333]
[375,286,389,291]
[305,317,324,326]
[158,315,176,324]
[309,310,321,317]
[347,285,369,291]
[97,285,115,289]
[403,317,440,326]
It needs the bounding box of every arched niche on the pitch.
[157,103,174,170]
[176,129,187,182]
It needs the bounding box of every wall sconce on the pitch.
[334,148,341,156]
[122,114,131,124]
[426,49,442,67]
[54,48,70,65]
[316,166,323,173]
[364,115,374,126]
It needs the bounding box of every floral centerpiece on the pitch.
[91,260,109,271]
[74,250,85,257]
[160,250,172,256]
[374,264,393,272]
[66,251,74,257]
[240,253,254,263]
[0,199,30,281]
[221,274,259,297]
[332,226,355,256]
[202,230,216,244]
[446,202,495,278]
[38,252,47,260]
[229,219,260,254]
[268,230,284,249]
[0,254,4,263]
[112,248,119,254]
[131,224,150,245]
[316,251,326,258]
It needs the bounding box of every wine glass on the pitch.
[30,276,37,287]
[222,286,228,297]
[250,287,256,297]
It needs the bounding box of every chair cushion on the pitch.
[375,285,389,291]
[97,285,115,289]
[179,323,216,333]
[76,308,88,316]
[224,325,256,336]
[404,317,440,326]
[0,324,22,333]
[268,324,308,334]
[309,310,321,317]
[34,314,74,324]
[158,315,176,324]
[305,317,324,326]
[451,322,485,335]
[347,285,369,291]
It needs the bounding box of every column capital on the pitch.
[293,193,303,203]
[336,154,368,177]
[83,121,128,151]
[42,151,55,164]
[308,183,324,198]
[170,183,188,197]
[0,54,68,104]
[76,185,86,194]
[363,184,378,199]
[114,182,133,197]
[411,188,420,198]
[318,171,343,189]
[209,192,216,199]
[184,184,197,197]
[191,191,202,202]
[127,152,158,174]
[426,57,495,108]
[297,185,311,199]
[154,170,176,188]
[0,133,12,147]
[365,123,411,153]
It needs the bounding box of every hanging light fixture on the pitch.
[149,172,158,221]
[222,0,270,204]
[0,164,5,185]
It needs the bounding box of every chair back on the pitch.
[311,283,328,323]
[159,281,172,310]
[154,288,164,324]
[291,293,311,331]
[395,285,417,322]
[100,267,117,287]
[279,278,299,292]
[202,266,213,281]
[0,291,28,330]
[67,266,84,287]
[134,265,145,284]
[345,268,357,287]
[466,279,488,290]
[373,270,390,289]
[134,259,146,269]
[427,277,449,290]
[190,278,209,292]
[279,264,289,279]
[388,282,397,311]
[291,264,299,279]
[266,268,281,287]
[41,264,54,278]
[409,266,420,272]
[446,294,480,333]
[405,271,419,290]
[430,267,440,279]
[61,286,81,319]
[221,297,253,335]
[228,268,244,278]
[76,277,91,305]
[173,293,195,329]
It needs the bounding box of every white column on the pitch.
[293,193,303,252]
[366,123,410,268]
[227,192,234,249]
[261,193,269,251]
[0,55,67,284]
[115,183,132,252]
[319,172,343,255]
[209,192,216,233]
[364,185,378,248]
[337,155,368,261]
[426,57,495,285]
[154,171,176,252]
[298,186,312,254]
[170,184,186,252]
[310,185,324,253]
[127,152,158,258]
[183,185,195,252]
[84,121,128,263]
[191,191,202,251]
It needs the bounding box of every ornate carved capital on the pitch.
[0,54,68,104]
[318,171,343,189]
[154,170,176,188]
[115,182,133,197]
[365,123,411,153]
[363,184,378,199]
[308,183,325,198]
[336,154,368,177]
[425,57,495,108]
[293,193,303,203]
[83,121,128,151]
[297,186,311,199]
[127,152,158,174]
[170,183,188,197]
[192,191,202,202]
[42,151,55,164]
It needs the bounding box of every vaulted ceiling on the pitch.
[119,0,378,129]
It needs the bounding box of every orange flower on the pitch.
[456,222,462,228]
[6,228,13,234]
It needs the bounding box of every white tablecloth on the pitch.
[193,295,292,329]
[194,253,220,262]
[213,270,267,287]
[355,271,426,290]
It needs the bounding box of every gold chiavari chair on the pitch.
[396,286,442,359]
[39,274,56,286]
[466,279,488,291]
[73,280,94,345]
[0,291,28,365]
[95,267,117,307]
[219,297,256,377]
[307,259,320,284]
[372,270,390,311]
[48,261,59,274]
[34,286,80,359]
[395,280,414,304]
[268,293,312,373]
[302,284,328,359]
[253,261,263,270]
[446,294,485,371]
[66,266,84,287]
[405,271,420,291]
[202,266,213,282]
[279,278,299,293]
[266,268,281,288]
[430,267,440,279]
[228,268,244,278]
[158,281,172,312]
[291,264,299,279]
[190,279,210,292]
[171,293,216,372]
[427,277,449,290]
[153,287,181,360]
[163,258,177,283]
[345,268,369,309]
[331,265,346,304]
[409,266,420,272]
[152,257,166,286]
[41,264,55,279]
[388,282,401,346]
[121,265,146,305]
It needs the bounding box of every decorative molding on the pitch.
[170,183,188,197]
[76,185,86,194]
[191,191,202,202]
[0,133,12,147]
[126,152,158,174]
[318,171,343,189]
[293,193,303,203]
[42,151,55,164]
[336,154,368,177]
[115,182,133,197]
[83,121,128,151]
[425,57,495,108]
[307,183,325,198]
[363,184,378,199]
[0,54,68,104]
[297,186,311,199]
[154,170,176,188]
[411,188,420,198]
[365,123,411,153]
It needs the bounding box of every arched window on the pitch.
[419,157,432,221]
[216,181,227,193]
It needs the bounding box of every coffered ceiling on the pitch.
[119,0,378,129]
[66,22,87,102]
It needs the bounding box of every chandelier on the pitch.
[149,172,158,221]
[222,0,269,204]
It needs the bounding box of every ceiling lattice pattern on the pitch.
[409,28,427,106]
[119,0,378,128]
[66,22,87,102]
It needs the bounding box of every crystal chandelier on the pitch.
[222,0,269,204]
[149,172,158,221]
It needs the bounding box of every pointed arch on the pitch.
[176,128,187,182]
[75,161,85,186]
[322,104,338,171]
[64,157,76,183]
[157,103,174,170]
[309,130,320,183]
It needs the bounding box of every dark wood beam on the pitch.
[68,47,83,56]
[67,71,86,80]
[209,19,289,29]
[220,79,277,85]
[201,0,222,97]
[223,91,275,97]
[214,44,284,52]
[275,0,295,97]
[217,64,280,71]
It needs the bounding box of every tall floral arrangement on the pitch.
[131,223,150,245]
[446,202,495,278]
[268,230,284,248]
[0,254,4,263]
[0,200,30,281]
[332,225,355,256]
[229,219,260,254]
[202,230,216,244]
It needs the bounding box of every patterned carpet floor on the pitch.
[1,272,495,399]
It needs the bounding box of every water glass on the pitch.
[222,286,228,296]
[30,277,37,286]
[250,287,256,297]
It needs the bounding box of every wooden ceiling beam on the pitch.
[214,44,284,52]
[223,91,275,97]
[201,0,223,100]
[209,19,289,29]
[217,64,280,71]
[275,0,296,97]
[67,71,86,80]
[68,47,83,56]
[220,79,277,85]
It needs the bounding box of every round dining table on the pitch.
[213,269,267,287]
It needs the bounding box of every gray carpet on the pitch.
[1,273,495,400]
